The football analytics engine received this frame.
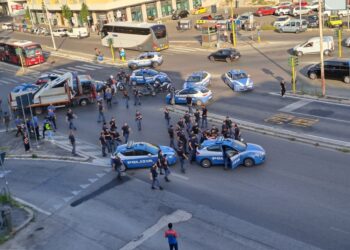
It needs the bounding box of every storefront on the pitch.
[176,0,189,11]
[161,0,173,16]
[131,5,142,22]
[113,8,127,21]
[146,2,157,20]
[193,0,202,8]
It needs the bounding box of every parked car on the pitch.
[222,70,254,92]
[52,28,68,37]
[307,58,350,84]
[274,6,291,16]
[67,27,89,39]
[129,69,170,86]
[291,6,311,17]
[35,73,60,85]
[324,10,350,18]
[326,16,343,28]
[195,137,266,168]
[274,1,293,8]
[273,16,291,28]
[306,1,319,11]
[277,19,308,33]
[213,14,225,20]
[127,52,163,70]
[165,86,213,106]
[307,15,319,28]
[345,37,350,47]
[172,9,189,20]
[1,23,13,30]
[192,6,207,15]
[255,6,276,16]
[208,48,241,63]
[293,36,334,57]
[183,71,211,89]
[114,141,177,169]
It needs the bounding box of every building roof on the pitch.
[104,22,161,28]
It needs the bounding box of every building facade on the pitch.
[25,0,224,27]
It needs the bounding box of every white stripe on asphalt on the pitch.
[74,65,100,71]
[56,68,71,72]
[81,64,105,69]
[51,69,68,74]
[20,75,37,81]
[13,196,52,216]
[0,80,11,85]
[279,99,312,112]
[66,67,86,72]
[1,77,18,83]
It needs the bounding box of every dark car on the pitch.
[172,9,190,20]
[307,59,350,84]
[208,48,241,63]
[307,15,319,28]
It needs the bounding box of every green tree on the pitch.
[79,3,89,25]
[61,4,73,26]
[25,7,31,21]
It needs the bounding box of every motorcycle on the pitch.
[152,78,174,93]
[116,81,126,91]
[139,83,156,96]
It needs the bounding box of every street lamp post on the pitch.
[299,0,302,28]
[230,0,237,47]
[42,0,56,50]
[318,0,325,96]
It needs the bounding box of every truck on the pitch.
[293,36,334,57]
[9,72,97,114]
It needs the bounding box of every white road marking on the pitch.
[63,196,74,202]
[80,184,90,189]
[0,80,11,85]
[1,77,18,83]
[289,110,350,124]
[66,67,86,72]
[81,64,105,69]
[88,178,98,183]
[71,190,81,196]
[330,227,350,235]
[51,69,68,74]
[119,210,192,250]
[74,65,99,71]
[52,203,63,210]
[13,197,52,216]
[279,99,312,112]
[96,173,106,178]
[0,170,11,178]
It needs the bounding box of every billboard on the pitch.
[10,4,25,16]
[325,0,347,10]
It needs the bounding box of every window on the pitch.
[151,25,166,39]
[101,25,113,38]
[187,89,198,94]
[134,150,150,156]
[52,80,66,88]
[123,151,135,156]
[179,89,189,95]
[207,145,222,152]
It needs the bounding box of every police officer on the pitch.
[69,130,77,156]
[224,116,233,137]
[121,123,130,143]
[109,117,117,131]
[104,129,113,153]
[234,123,241,141]
[184,111,191,135]
[280,80,286,97]
[135,111,143,131]
[157,149,165,175]
[123,89,130,109]
[97,101,106,123]
[150,163,163,190]
[201,106,208,128]
[194,108,201,124]
[111,155,122,180]
[188,135,198,164]
[177,145,188,173]
[168,125,175,148]
[161,156,170,182]
[223,145,231,170]
[99,131,107,157]
[221,121,229,138]
[186,96,193,114]
[133,87,141,106]
[177,118,185,130]
[164,107,171,126]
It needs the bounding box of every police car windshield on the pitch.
[234,140,247,150]
[187,76,201,82]
[232,73,248,80]
[144,143,159,151]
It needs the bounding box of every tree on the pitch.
[61,4,73,26]
[79,3,89,26]
[25,7,31,21]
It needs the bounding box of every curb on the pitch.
[168,105,350,152]
[286,92,350,105]
[12,206,35,235]
[6,154,89,162]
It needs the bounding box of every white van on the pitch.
[67,27,89,39]
[293,36,334,56]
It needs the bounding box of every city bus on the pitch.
[0,39,45,67]
[100,22,169,52]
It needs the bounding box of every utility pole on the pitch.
[42,0,57,50]
[230,0,236,47]
[318,0,325,96]
[299,0,302,28]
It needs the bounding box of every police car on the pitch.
[165,86,213,106]
[114,141,177,169]
[196,137,266,169]
[127,52,163,70]
[129,69,171,86]
[222,70,254,92]
[183,71,211,89]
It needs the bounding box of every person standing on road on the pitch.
[69,130,77,156]
[165,223,178,250]
[47,104,57,130]
[123,89,130,109]
[150,163,163,190]
[121,123,130,143]
[133,87,141,106]
[111,155,122,180]
[201,106,208,129]
[194,108,200,125]
[66,109,77,130]
[161,156,170,182]
[186,96,193,114]
[168,125,175,148]
[177,145,188,173]
[15,116,23,137]
[23,134,30,152]
[164,107,171,126]
[135,111,143,131]
[105,87,113,109]
[3,112,10,132]
[223,146,232,170]
[188,135,198,164]
[234,123,241,141]
[99,131,107,157]
[97,101,106,123]
[104,129,113,154]
[280,80,286,97]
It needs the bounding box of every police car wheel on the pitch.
[344,76,350,84]
[309,72,317,80]
[79,98,88,106]
[130,64,137,70]
[243,158,254,167]
[200,159,211,168]
[196,100,202,106]
[131,81,137,86]
[152,62,159,68]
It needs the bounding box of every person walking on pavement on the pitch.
[111,155,122,180]
[161,156,171,182]
[186,96,193,114]
[121,123,130,143]
[99,131,107,157]
[69,130,78,156]
[201,105,208,129]
[168,125,175,148]
[165,223,179,250]
[280,80,286,97]
[234,123,241,141]
[15,116,23,137]
[133,87,141,106]
[105,87,113,109]
[164,107,171,126]
[177,145,188,173]
[194,108,200,125]
[150,163,163,190]
[47,104,57,130]
[23,134,30,152]
[123,89,130,109]
[188,135,198,164]
[97,101,106,123]
[135,111,143,131]
[3,112,10,132]
[66,109,77,130]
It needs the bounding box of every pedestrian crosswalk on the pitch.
[0,63,113,86]
[164,45,215,56]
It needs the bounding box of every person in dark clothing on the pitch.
[280,80,286,97]
[66,109,77,130]
[150,163,163,190]
[165,223,179,250]
[123,89,130,108]
[223,146,231,170]
[23,135,30,152]
[224,116,233,136]
[99,132,107,157]
[186,96,193,114]
[69,130,77,156]
[161,156,170,182]
[133,87,141,106]
[157,150,165,175]
[97,101,106,123]
[109,117,117,131]
[177,130,187,153]
[234,123,241,140]
[104,130,113,153]
[201,106,208,128]
[194,108,200,124]
[221,121,229,137]
[168,125,175,148]
[121,123,130,143]
[177,146,188,173]
[164,107,171,126]
[177,118,185,130]
[135,111,143,131]
[188,135,198,164]
[111,155,122,180]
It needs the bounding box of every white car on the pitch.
[291,7,311,17]
[67,27,89,39]
[52,28,68,37]
[345,37,350,47]
[273,16,291,28]
[275,6,291,16]
[1,23,13,30]
[324,10,350,18]
[306,2,319,11]
[273,2,293,8]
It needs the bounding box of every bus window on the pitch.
[101,25,113,38]
[151,25,166,39]
[24,46,41,58]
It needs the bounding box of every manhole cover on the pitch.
[308,109,333,117]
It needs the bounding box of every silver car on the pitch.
[127,52,163,70]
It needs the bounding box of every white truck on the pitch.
[293,36,334,57]
[9,72,97,114]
